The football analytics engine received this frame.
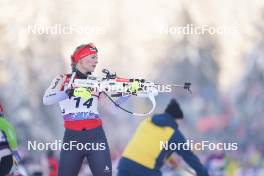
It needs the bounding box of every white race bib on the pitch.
[59,92,99,115]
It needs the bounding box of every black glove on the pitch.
[66,88,74,98]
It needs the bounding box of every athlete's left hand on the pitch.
[129,81,140,93]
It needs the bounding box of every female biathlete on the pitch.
[0,102,21,176]
[43,43,133,176]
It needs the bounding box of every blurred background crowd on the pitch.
[0,0,264,175]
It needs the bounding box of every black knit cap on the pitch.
[165,99,184,119]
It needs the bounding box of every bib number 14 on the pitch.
[73,97,93,109]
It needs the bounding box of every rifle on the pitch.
[66,69,191,116]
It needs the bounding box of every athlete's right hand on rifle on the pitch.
[66,87,92,100]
